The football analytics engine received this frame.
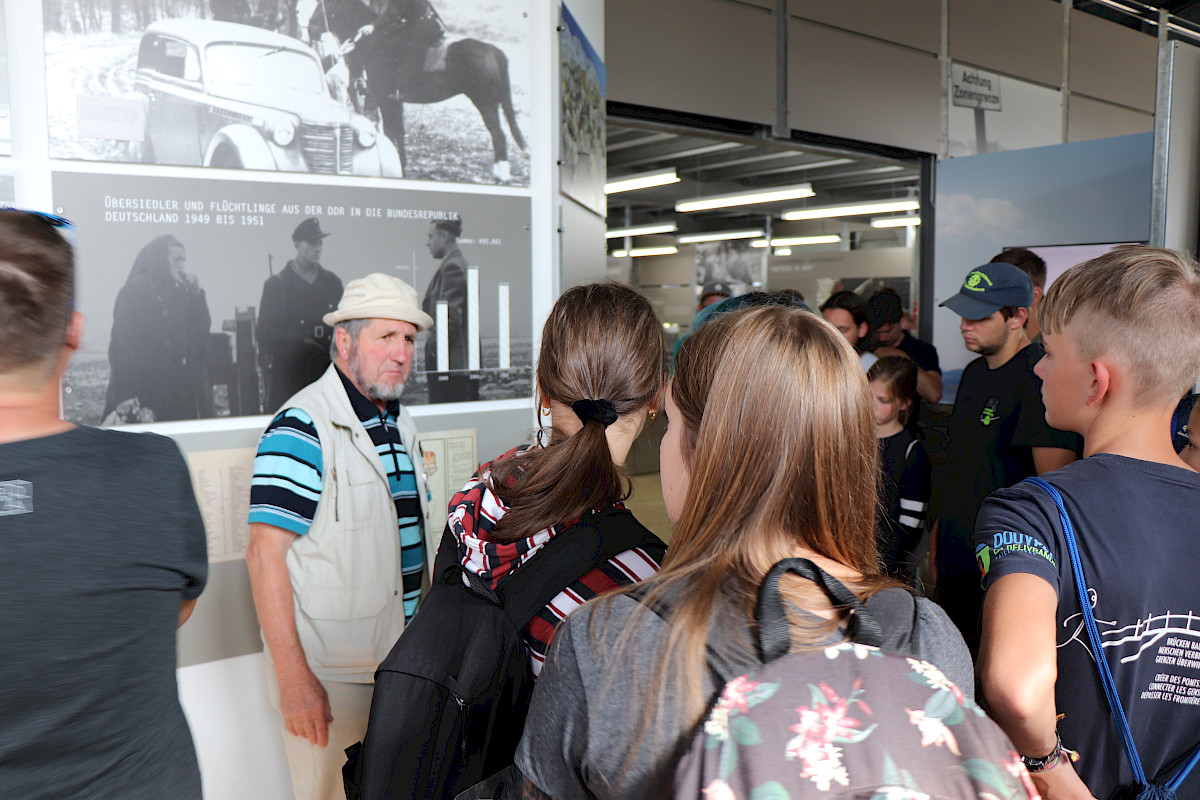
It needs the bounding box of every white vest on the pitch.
[279,366,435,683]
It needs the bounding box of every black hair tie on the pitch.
[571,398,619,428]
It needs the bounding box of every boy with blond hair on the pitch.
[975,246,1200,800]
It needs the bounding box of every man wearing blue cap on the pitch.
[931,262,1077,655]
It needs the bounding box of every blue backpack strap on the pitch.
[1023,477,1200,795]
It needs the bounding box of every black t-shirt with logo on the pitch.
[975,456,1200,797]
[934,342,1079,581]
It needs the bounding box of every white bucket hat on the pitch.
[323,273,434,331]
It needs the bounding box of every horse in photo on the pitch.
[309,0,527,182]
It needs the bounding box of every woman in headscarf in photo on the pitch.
[103,235,212,424]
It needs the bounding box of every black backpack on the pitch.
[343,506,665,800]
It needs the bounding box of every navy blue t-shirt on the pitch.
[975,455,1200,798]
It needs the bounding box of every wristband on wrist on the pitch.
[1021,735,1062,773]
[1020,733,1080,773]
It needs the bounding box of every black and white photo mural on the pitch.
[56,170,534,425]
[43,0,531,185]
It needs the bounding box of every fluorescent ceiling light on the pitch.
[605,222,678,239]
[677,228,764,244]
[871,216,922,228]
[675,183,814,213]
[750,235,841,248]
[610,250,629,258]
[604,169,680,194]
[782,199,919,221]
[628,246,679,257]
[774,247,792,256]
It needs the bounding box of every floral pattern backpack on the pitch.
[673,559,1040,800]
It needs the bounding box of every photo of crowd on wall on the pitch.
[55,170,534,425]
[43,0,531,185]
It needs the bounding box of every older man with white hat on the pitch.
[246,273,437,800]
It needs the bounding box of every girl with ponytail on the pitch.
[443,281,668,675]
[513,305,979,800]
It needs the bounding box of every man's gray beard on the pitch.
[349,355,405,403]
[362,379,406,402]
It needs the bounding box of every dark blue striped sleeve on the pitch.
[248,408,324,535]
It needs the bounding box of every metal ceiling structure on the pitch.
[1079,0,1200,38]
[604,115,922,250]
[604,1,1199,254]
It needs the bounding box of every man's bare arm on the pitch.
[915,367,943,404]
[179,598,197,627]
[246,522,333,747]
[980,573,1094,799]
[1032,446,1076,475]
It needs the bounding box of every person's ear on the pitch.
[1088,360,1111,407]
[65,311,84,351]
[333,325,351,362]
[857,322,868,340]
[651,377,666,414]
[1009,308,1029,331]
[899,397,913,412]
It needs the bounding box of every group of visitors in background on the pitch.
[4,199,1200,800]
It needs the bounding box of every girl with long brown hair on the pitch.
[513,305,975,799]
[443,281,668,676]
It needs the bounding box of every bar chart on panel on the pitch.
[434,267,513,373]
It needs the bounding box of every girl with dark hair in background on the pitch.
[514,306,1000,800]
[868,354,932,584]
[445,281,668,677]
[103,234,211,424]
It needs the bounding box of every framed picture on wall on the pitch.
[56,170,534,425]
[559,3,606,217]
[1014,242,1143,289]
[42,0,531,185]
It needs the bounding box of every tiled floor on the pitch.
[624,472,673,545]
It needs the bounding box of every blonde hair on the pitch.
[601,306,894,771]
[1039,245,1200,405]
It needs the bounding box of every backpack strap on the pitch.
[863,587,920,655]
[480,506,664,630]
[756,558,884,662]
[1024,477,1200,796]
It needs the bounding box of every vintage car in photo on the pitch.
[130,19,401,177]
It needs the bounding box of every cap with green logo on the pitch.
[939,262,1034,320]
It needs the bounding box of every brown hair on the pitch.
[606,306,896,756]
[868,355,918,424]
[0,211,75,376]
[1039,245,1200,405]
[991,247,1047,290]
[488,282,665,540]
